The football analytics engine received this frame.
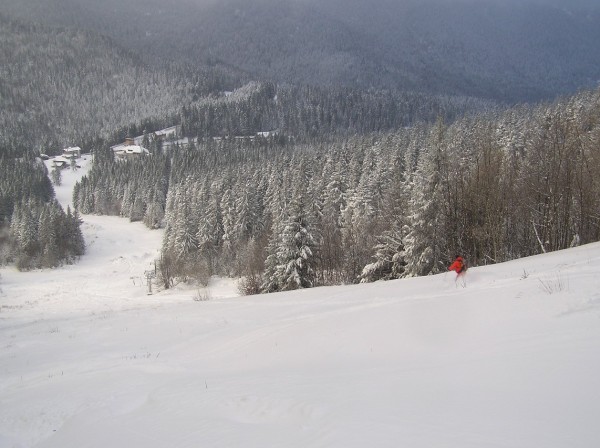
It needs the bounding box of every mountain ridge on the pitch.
[1,0,599,103]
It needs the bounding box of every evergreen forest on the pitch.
[1,0,600,287]
[73,88,600,291]
[0,153,85,269]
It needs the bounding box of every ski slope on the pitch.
[0,158,599,448]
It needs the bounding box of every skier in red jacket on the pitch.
[449,255,466,276]
[449,255,467,286]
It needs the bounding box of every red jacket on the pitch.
[449,257,465,274]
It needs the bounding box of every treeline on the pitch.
[72,87,600,292]
[0,154,85,269]
[159,87,600,291]
[8,200,85,270]
[180,81,493,140]
[168,87,600,291]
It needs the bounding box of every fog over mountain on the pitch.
[1,0,599,103]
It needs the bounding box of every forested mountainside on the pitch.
[1,0,599,281]
[0,14,193,151]
[1,0,599,103]
[179,82,493,140]
[74,87,600,291]
[0,6,493,274]
[0,10,495,155]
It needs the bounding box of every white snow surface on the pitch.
[1,160,600,447]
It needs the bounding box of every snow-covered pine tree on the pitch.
[17,202,38,258]
[317,152,347,284]
[403,120,447,277]
[360,163,408,283]
[234,181,258,243]
[276,178,318,291]
[173,203,198,259]
[220,187,237,272]
[360,225,407,283]
[196,190,223,276]
[129,192,145,222]
[51,165,62,186]
[67,207,85,258]
[38,207,59,268]
[261,212,285,293]
[143,190,165,229]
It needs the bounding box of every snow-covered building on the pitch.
[256,130,279,138]
[51,156,70,169]
[113,145,150,162]
[111,135,150,161]
[110,125,181,156]
[62,146,81,159]
[153,125,179,141]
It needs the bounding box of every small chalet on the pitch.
[63,146,82,159]
[112,137,150,161]
[110,125,181,158]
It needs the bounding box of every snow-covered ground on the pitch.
[1,158,599,447]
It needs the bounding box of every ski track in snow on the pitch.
[1,156,600,447]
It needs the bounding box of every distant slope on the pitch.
[316,0,600,101]
[1,0,599,103]
[0,14,189,151]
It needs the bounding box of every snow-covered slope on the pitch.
[1,159,599,448]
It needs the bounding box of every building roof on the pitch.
[110,125,179,150]
[154,126,178,137]
[114,145,150,155]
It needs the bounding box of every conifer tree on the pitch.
[403,122,447,277]
[360,229,405,283]
[51,165,62,186]
[173,203,198,259]
[261,215,285,293]
[68,207,86,257]
[275,181,318,291]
